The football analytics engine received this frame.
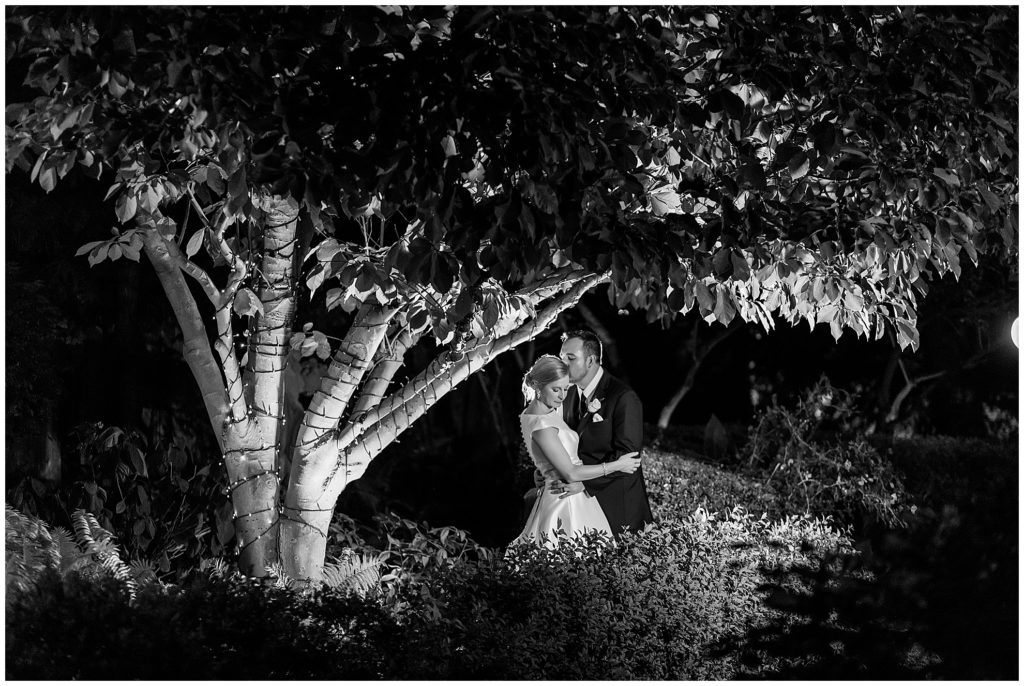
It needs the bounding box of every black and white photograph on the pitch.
[5,5,1019,679]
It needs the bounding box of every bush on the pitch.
[6,497,851,679]
[745,379,910,529]
[6,564,406,680]
[644,446,787,522]
[403,511,849,679]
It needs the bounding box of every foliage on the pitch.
[5,503,850,679]
[5,562,400,680]
[261,550,388,598]
[410,512,848,679]
[644,444,787,521]
[355,511,498,620]
[7,419,229,578]
[6,505,161,606]
[6,6,1017,350]
[746,378,910,528]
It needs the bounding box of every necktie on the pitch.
[577,391,588,424]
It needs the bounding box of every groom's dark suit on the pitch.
[563,370,654,538]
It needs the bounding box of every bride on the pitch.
[511,355,642,547]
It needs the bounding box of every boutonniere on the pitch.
[592,412,604,423]
[586,397,602,414]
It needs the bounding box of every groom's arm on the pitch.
[581,390,643,495]
[611,389,643,456]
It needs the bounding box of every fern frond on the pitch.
[264,560,292,589]
[129,558,159,587]
[52,526,80,572]
[83,511,115,545]
[322,551,385,597]
[199,557,231,579]
[71,510,96,550]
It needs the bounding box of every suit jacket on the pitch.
[563,370,654,537]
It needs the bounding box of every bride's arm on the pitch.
[532,428,639,482]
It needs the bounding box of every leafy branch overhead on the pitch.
[7,6,1017,351]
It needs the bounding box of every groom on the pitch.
[551,329,654,538]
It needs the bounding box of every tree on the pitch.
[6,6,1016,580]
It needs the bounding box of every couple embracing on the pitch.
[512,329,654,547]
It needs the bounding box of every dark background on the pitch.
[6,172,1019,546]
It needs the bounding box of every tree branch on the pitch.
[295,303,398,450]
[885,369,947,423]
[140,228,231,444]
[347,324,422,419]
[176,227,249,422]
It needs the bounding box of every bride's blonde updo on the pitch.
[522,354,569,406]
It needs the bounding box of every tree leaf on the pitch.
[730,251,750,281]
[788,151,810,180]
[130,448,148,478]
[649,186,682,216]
[29,150,47,182]
[104,182,123,201]
[694,281,714,311]
[932,167,959,188]
[232,288,264,318]
[75,240,107,257]
[313,331,331,360]
[713,286,736,325]
[325,287,344,310]
[115,193,138,223]
[38,163,56,192]
[185,229,205,257]
[87,245,109,267]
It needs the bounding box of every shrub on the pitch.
[6,498,852,680]
[644,446,786,522]
[389,509,850,680]
[6,563,405,680]
[325,511,497,621]
[745,379,910,529]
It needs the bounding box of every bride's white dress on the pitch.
[511,409,613,546]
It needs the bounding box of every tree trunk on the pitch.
[225,194,300,575]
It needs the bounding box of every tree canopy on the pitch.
[8,6,1017,350]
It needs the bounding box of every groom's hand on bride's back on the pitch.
[550,479,586,499]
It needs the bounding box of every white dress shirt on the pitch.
[579,366,604,403]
